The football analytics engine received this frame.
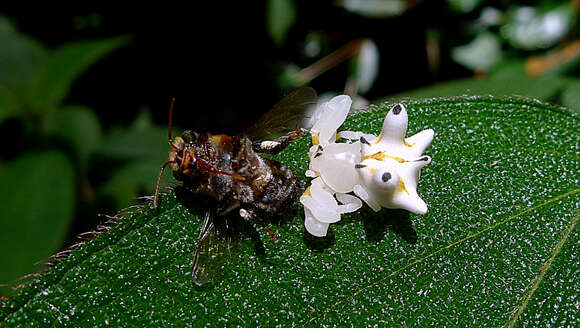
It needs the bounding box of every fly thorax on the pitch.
[251,156,273,190]
[210,134,235,151]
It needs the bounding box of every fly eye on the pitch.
[181,130,198,144]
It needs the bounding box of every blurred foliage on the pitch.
[441,0,580,106]
[267,0,297,47]
[0,152,74,295]
[0,16,173,295]
[336,0,408,18]
[268,0,580,111]
[445,0,578,60]
[388,74,580,114]
[451,32,502,71]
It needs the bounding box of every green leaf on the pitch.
[0,15,16,37]
[110,160,172,195]
[0,33,46,123]
[266,0,296,47]
[96,113,172,200]
[0,152,75,296]
[390,75,566,103]
[1,96,578,326]
[44,105,102,171]
[97,176,139,210]
[446,0,483,13]
[0,35,46,90]
[29,36,129,111]
[98,125,167,161]
[488,59,526,77]
[560,78,580,114]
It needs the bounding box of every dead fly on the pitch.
[153,87,317,285]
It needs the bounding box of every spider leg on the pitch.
[252,129,305,155]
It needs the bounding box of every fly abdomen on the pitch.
[254,160,300,214]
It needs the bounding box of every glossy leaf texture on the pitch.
[0,96,578,326]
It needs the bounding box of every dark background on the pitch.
[2,1,461,134]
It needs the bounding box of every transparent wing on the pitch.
[245,87,318,141]
[191,210,241,286]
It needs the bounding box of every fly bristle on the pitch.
[98,214,118,220]
[4,200,153,295]
[96,224,110,232]
[78,231,99,240]
[52,249,73,259]
[68,242,83,250]
[126,204,143,210]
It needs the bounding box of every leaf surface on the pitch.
[0,96,578,327]
[0,152,75,296]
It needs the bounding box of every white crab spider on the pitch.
[353,103,434,215]
[301,97,434,237]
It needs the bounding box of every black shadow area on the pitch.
[303,226,336,252]
[174,186,269,260]
[361,207,417,244]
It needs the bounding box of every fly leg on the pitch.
[217,200,241,216]
[252,129,305,155]
[239,208,278,241]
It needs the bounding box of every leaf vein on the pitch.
[303,187,579,326]
[505,211,579,328]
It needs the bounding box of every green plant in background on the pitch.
[269,0,580,112]
[384,0,580,113]
[0,16,173,296]
[438,0,580,112]
[0,97,577,326]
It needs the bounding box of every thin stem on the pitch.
[298,39,363,83]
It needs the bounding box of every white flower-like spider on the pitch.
[301,97,434,237]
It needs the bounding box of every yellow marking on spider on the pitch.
[396,177,409,194]
[370,168,376,174]
[374,134,383,144]
[312,135,319,145]
[361,152,407,163]
[403,139,416,147]
[303,186,311,196]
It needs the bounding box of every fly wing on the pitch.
[191,210,241,286]
[245,87,318,141]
